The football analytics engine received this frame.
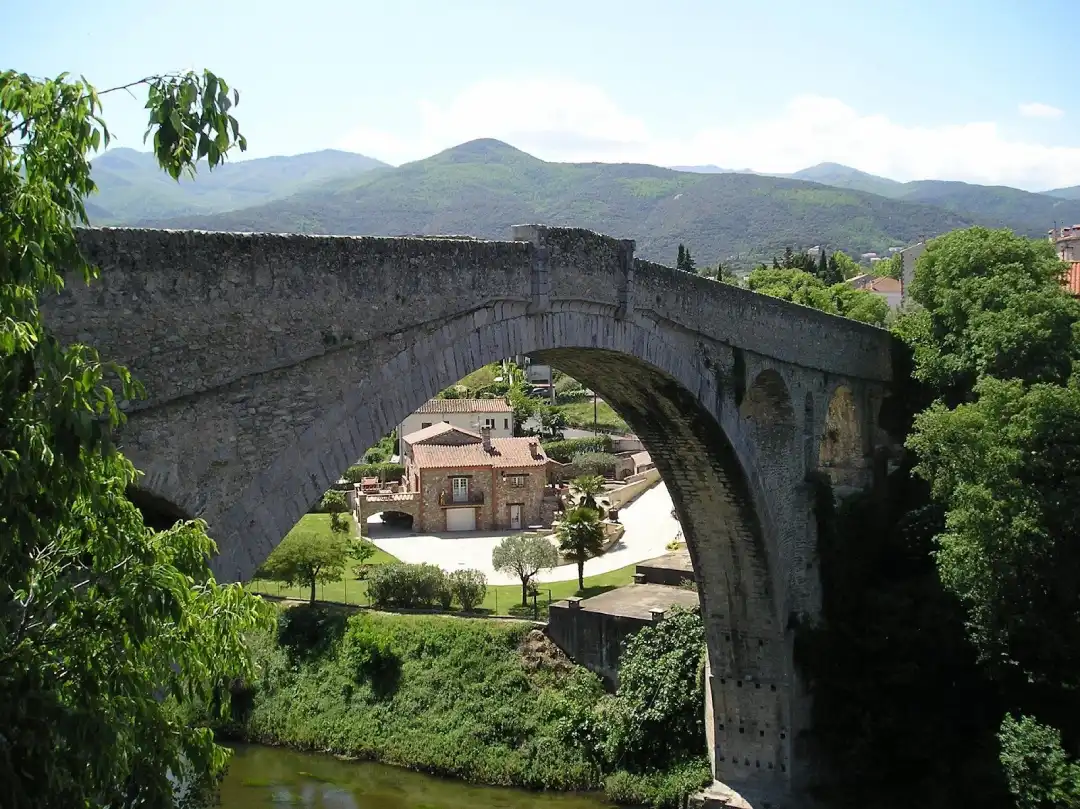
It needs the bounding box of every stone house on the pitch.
[397,397,514,459]
[401,422,553,533]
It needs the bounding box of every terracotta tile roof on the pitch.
[415,397,512,414]
[401,423,480,445]
[866,276,902,294]
[412,437,549,470]
[1065,262,1080,296]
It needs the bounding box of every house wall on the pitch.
[492,466,548,529]
[417,466,494,532]
[398,409,513,457]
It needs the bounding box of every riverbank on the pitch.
[216,606,709,807]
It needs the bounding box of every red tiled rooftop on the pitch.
[401,422,480,445]
[415,397,512,414]
[411,437,549,469]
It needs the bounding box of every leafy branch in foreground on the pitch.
[1,68,267,809]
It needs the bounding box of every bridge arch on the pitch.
[200,304,796,795]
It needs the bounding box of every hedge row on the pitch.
[541,435,614,463]
[367,563,488,612]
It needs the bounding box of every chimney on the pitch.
[481,426,492,452]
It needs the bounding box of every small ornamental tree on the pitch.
[259,530,349,603]
[320,489,351,533]
[556,506,607,590]
[570,474,606,514]
[492,534,559,606]
[347,537,378,579]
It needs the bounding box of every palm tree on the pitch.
[571,474,606,515]
[556,506,607,590]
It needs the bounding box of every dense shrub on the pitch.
[367,563,448,609]
[571,452,618,479]
[343,462,406,484]
[542,436,614,463]
[554,374,587,398]
[448,569,488,612]
[341,614,401,691]
[603,759,712,809]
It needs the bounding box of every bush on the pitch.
[367,562,448,609]
[603,759,712,809]
[343,462,406,484]
[554,374,587,398]
[571,452,618,479]
[341,614,401,690]
[448,569,488,612]
[542,436,614,463]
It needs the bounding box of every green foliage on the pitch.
[998,714,1080,809]
[507,382,537,432]
[603,759,713,809]
[347,537,377,578]
[896,227,1080,403]
[448,568,488,612]
[341,614,402,691]
[831,249,862,280]
[556,506,607,589]
[239,612,606,791]
[343,462,405,484]
[571,474,606,512]
[320,489,348,515]
[553,373,587,398]
[571,451,619,478]
[876,252,903,279]
[746,267,889,325]
[0,67,272,807]
[716,261,740,284]
[492,534,560,606]
[597,607,706,772]
[366,562,449,609]
[542,435,614,462]
[908,377,1080,687]
[675,243,695,273]
[258,530,349,604]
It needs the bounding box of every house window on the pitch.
[483,417,495,429]
[509,475,525,488]
[421,422,432,429]
[451,476,469,503]
[504,418,509,430]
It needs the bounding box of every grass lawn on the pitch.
[249,515,638,617]
[554,398,628,433]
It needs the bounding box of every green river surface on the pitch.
[219,745,616,809]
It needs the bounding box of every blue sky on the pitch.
[4,0,1077,189]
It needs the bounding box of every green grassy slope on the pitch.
[87,147,387,223]
[137,139,972,266]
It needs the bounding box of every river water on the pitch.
[219,745,616,809]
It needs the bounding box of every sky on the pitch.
[4,0,1078,190]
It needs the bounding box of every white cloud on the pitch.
[1019,101,1064,120]
[338,79,1080,190]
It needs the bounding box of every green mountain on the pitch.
[87,147,388,224]
[788,163,905,198]
[1043,185,1080,201]
[893,180,1080,235]
[139,139,970,267]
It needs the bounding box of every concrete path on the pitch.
[365,481,681,586]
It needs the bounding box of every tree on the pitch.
[320,489,351,534]
[716,261,739,285]
[556,506,608,590]
[831,250,861,280]
[448,568,488,611]
[507,381,537,436]
[258,530,349,604]
[537,403,568,440]
[571,473,606,514]
[745,267,888,325]
[999,714,1080,809]
[676,244,686,270]
[817,249,828,279]
[347,537,378,578]
[895,227,1080,405]
[1,68,271,807]
[492,534,559,606]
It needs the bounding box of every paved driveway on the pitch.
[365,481,681,585]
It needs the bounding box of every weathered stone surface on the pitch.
[47,224,893,808]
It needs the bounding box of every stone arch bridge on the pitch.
[48,224,895,808]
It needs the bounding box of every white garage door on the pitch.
[445,507,476,532]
